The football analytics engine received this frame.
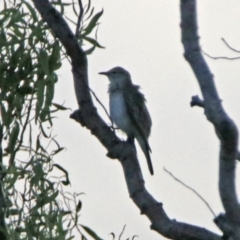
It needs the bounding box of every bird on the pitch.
[99,66,153,175]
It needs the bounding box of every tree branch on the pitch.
[180,0,240,238]
[32,0,222,239]
[75,0,84,37]
[164,168,216,217]
[222,38,240,54]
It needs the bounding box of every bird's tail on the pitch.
[136,135,154,175]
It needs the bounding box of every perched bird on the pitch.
[99,67,153,175]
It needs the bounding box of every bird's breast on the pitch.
[109,91,133,135]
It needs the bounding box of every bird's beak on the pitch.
[98,71,109,76]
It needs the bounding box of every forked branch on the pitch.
[180,1,240,239]
[32,0,223,239]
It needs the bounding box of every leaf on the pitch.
[38,49,49,75]
[45,74,55,106]
[40,123,51,138]
[1,103,7,127]
[49,41,61,72]
[52,147,65,156]
[7,9,21,27]
[85,45,95,55]
[52,103,70,111]
[53,164,70,186]
[0,30,7,46]
[35,79,46,123]
[83,36,104,48]
[71,0,78,17]
[9,208,19,216]
[84,7,94,22]
[39,74,55,123]
[6,121,20,153]
[23,1,38,22]
[82,9,103,37]
[5,166,19,190]
[43,190,59,205]
[85,0,91,15]
[40,105,49,122]
[81,225,104,240]
[17,86,34,95]
[36,134,47,153]
[12,25,24,38]
[76,200,82,212]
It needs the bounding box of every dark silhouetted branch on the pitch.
[180,0,240,239]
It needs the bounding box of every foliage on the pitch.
[0,0,103,239]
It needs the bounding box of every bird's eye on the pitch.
[112,71,116,74]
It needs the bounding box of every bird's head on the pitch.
[99,66,132,89]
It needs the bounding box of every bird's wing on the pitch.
[124,85,152,137]
[123,85,153,175]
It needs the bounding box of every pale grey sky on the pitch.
[54,1,240,239]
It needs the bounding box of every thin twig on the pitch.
[222,38,240,53]
[164,167,216,217]
[119,225,126,240]
[203,50,240,60]
[89,88,114,127]
[190,95,204,108]
[75,0,84,37]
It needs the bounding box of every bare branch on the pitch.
[118,225,126,240]
[32,0,223,239]
[89,88,112,122]
[222,38,240,53]
[75,0,84,37]
[190,95,204,108]
[203,50,240,61]
[164,168,216,217]
[202,38,240,61]
[180,0,240,238]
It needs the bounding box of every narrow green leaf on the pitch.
[1,103,7,127]
[82,9,103,37]
[10,42,24,66]
[40,123,50,138]
[76,200,82,212]
[40,105,49,122]
[85,7,94,22]
[52,147,65,156]
[53,164,70,185]
[85,45,95,55]
[0,30,7,46]
[12,25,24,38]
[85,0,91,15]
[49,42,61,72]
[38,49,49,75]
[9,208,19,216]
[0,10,11,27]
[6,121,20,153]
[52,103,70,111]
[17,86,34,95]
[83,36,104,48]
[43,190,59,205]
[45,75,55,106]
[7,9,21,27]
[35,79,46,123]
[71,0,78,17]
[23,1,38,22]
[81,225,104,240]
